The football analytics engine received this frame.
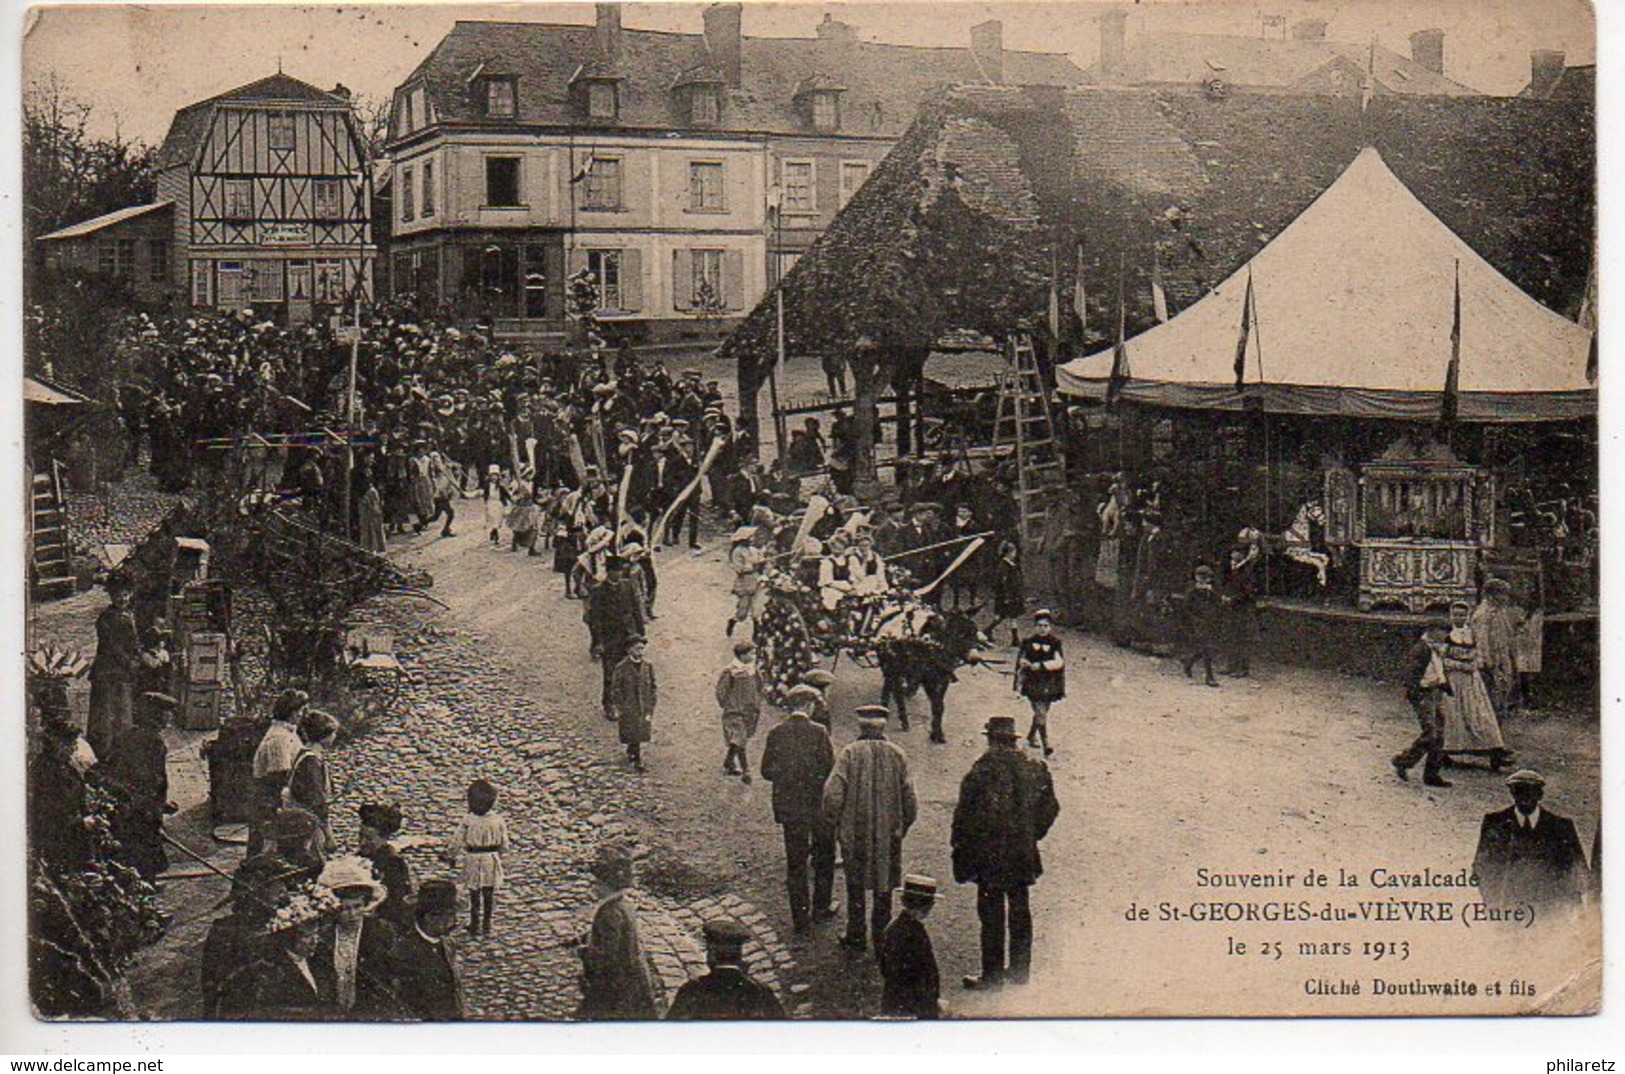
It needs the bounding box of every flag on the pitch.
[1233,269,1254,392]
[1106,257,1129,408]
[1073,244,1088,338]
[1360,36,1376,113]
[1151,246,1169,323]
[1047,243,1065,342]
[1440,260,1461,426]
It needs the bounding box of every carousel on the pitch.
[1054,149,1596,668]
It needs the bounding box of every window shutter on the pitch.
[673,249,694,310]
[620,249,643,311]
[723,249,745,310]
[567,247,589,278]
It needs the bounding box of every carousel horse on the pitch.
[1282,500,1331,589]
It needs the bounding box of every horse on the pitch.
[872,600,990,744]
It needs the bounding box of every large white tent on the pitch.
[1056,148,1595,422]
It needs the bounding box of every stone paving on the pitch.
[327,596,804,1019]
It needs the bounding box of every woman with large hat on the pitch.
[248,884,342,1019]
[314,856,398,1018]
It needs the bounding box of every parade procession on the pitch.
[19,0,1601,1027]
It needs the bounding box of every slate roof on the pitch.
[721,85,1592,377]
[37,201,173,241]
[1521,64,1595,101]
[1082,32,1481,97]
[156,73,353,170]
[395,20,1082,142]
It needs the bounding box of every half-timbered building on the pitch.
[155,73,375,322]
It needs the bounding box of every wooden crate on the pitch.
[179,683,224,732]
[187,632,229,687]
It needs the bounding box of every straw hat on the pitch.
[316,855,387,913]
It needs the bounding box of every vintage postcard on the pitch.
[18,0,1598,1025]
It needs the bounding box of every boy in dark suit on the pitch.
[878,875,942,1019]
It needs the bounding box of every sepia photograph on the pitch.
[14,0,1601,1031]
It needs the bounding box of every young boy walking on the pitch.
[716,641,763,784]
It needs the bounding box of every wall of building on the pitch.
[40,212,176,304]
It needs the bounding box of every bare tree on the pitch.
[23,73,155,247]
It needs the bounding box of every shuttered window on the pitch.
[688,161,725,212]
[782,160,816,213]
[583,156,622,210]
[839,161,870,207]
[421,161,436,217]
[400,167,415,221]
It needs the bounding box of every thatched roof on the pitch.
[721,85,1593,381]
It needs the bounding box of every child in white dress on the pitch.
[448,778,509,936]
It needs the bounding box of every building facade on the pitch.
[36,202,177,305]
[386,4,1081,342]
[154,73,375,323]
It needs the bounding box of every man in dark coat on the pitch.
[392,879,465,1020]
[1472,770,1589,911]
[585,557,646,721]
[103,692,178,880]
[878,875,942,1019]
[951,716,1061,990]
[760,684,837,933]
[665,919,785,1020]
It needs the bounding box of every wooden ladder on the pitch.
[31,460,75,600]
[992,335,1064,547]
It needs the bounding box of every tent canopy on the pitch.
[1057,148,1595,422]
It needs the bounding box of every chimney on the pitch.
[704,3,743,88]
[329,82,352,101]
[1099,10,1128,82]
[1291,19,1328,42]
[595,4,622,62]
[970,20,1005,85]
[1409,28,1444,76]
[816,13,857,46]
[1528,48,1566,97]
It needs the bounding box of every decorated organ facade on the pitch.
[154,74,374,322]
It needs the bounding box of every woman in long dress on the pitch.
[1437,601,1512,770]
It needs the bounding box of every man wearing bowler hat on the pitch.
[878,875,943,1019]
[1472,769,1589,911]
[952,715,1061,990]
[392,878,465,1020]
[664,918,785,1020]
[822,705,918,953]
[760,683,837,933]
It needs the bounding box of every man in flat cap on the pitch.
[761,683,837,933]
[665,918,785,1020]
[822,705,918,953]
[1472,769,1589,912]
[878,875,943,1019]
[576,843,662,1020]
[952,716,1061,990]
[392,878,465,1020]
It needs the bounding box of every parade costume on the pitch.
[1015,617,1066,756]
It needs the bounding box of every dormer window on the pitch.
[586,82,617,120]
[692,86,720,125]
[811,92,839,132]
[483,77,517,118]
[793,76,846,134]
